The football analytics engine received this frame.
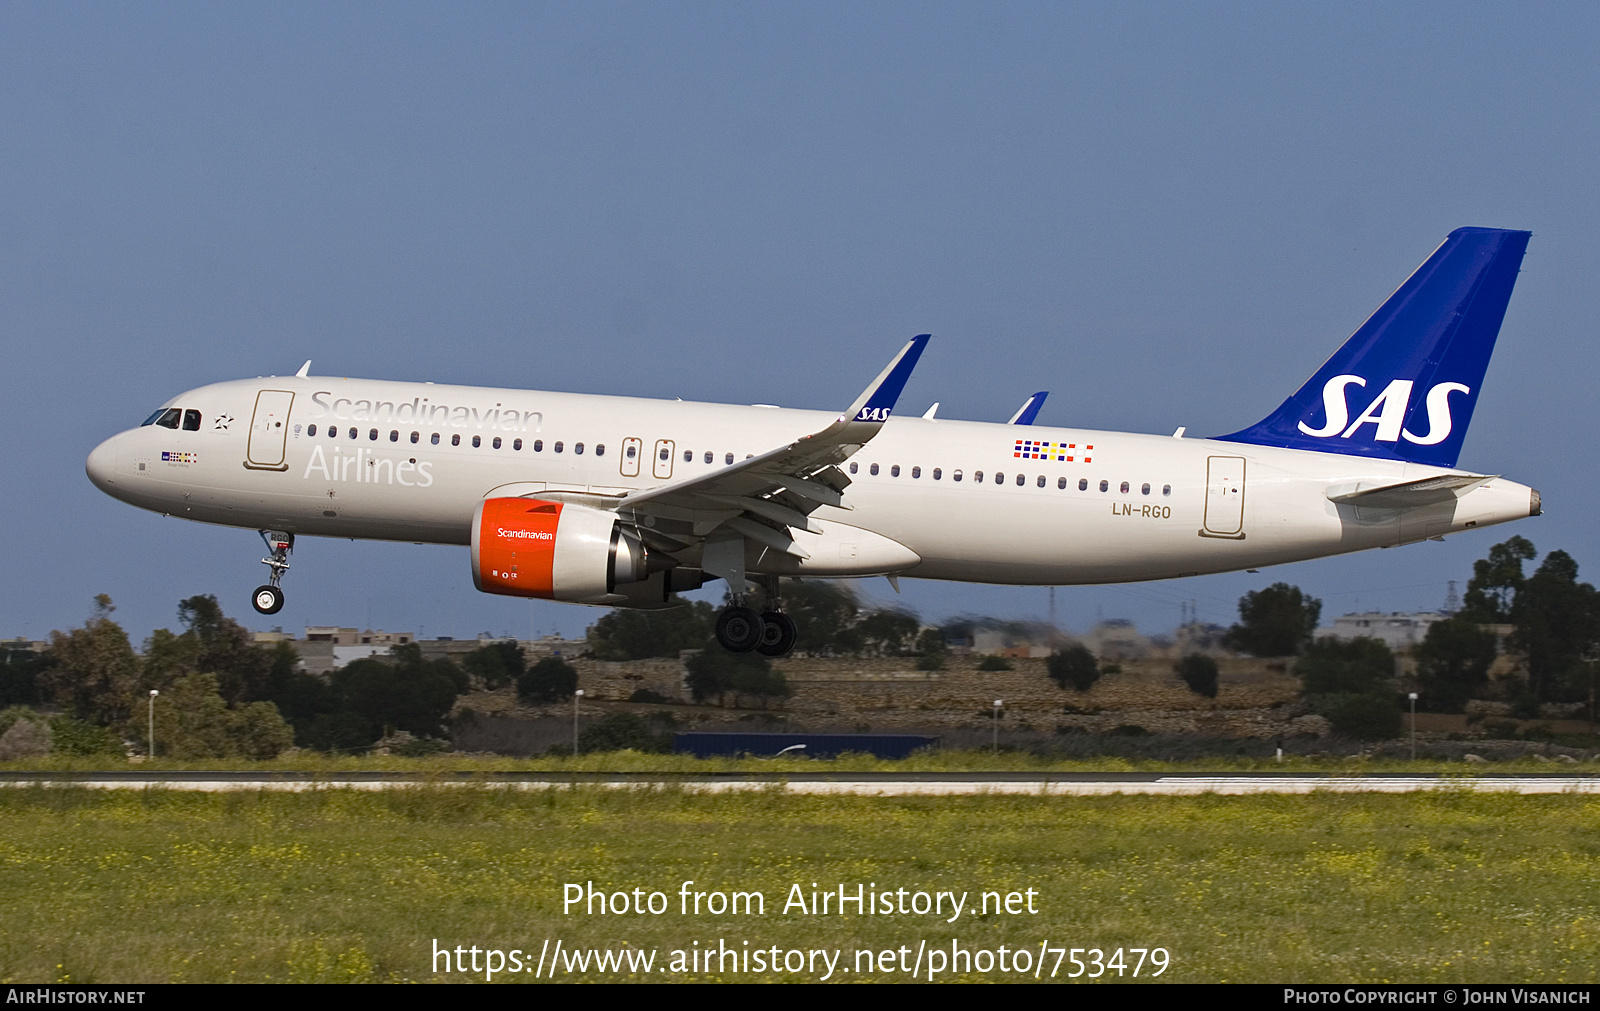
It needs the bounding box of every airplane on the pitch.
[86,227,1539,657]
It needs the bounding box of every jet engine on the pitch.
[472,497,664,604]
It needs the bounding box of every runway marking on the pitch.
[4,774,1598,795]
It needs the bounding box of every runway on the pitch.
[4,771,1599,795]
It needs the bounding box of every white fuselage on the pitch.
[86,375,1539,587]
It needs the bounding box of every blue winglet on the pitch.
[1217,227,1530,468]
[850,334,931,423]
[1010,392,1049,425]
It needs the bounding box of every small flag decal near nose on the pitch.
[1013,440,1092,463]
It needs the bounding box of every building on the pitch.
[1315,612,1447,651]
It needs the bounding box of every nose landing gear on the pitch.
[252,530,293,615]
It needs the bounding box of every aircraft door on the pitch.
[652,439,675,480]
[245,390,295,471]
[620,437,642,478]
[1200,455,1246,539]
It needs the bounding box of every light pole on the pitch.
[147,689,159,760]
[1408,692,1419,762]
[992,700,1003,754]
[573,689,584,756]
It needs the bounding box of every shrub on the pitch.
[0,715,51,759]
[1315,693,1402,740]
[1175,654,1220,698]
[627,688,672,704]
[1046,645,1099,692]
[977,655,1013,671]
[578,713,670,753]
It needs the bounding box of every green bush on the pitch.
[1046,645,1099,692]
[1315,692,1402,740]
[977,655,1013,671]
[1175,654,1220,698]
[578,713,670,753]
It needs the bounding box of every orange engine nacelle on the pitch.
[471,498,651,603]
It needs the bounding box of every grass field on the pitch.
[0,781,1597,983]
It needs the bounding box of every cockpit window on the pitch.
[182,410,201,432]
[143,408,181,429]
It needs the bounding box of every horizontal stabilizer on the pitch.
[1328,473,1497,509]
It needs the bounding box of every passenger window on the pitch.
[492,437,502,449]
[911,466,921,478]
[953,470,963,482]
[683,450,692,462]
[659,447,668,461]
[431,433,440,446]
[369,429,378,441]
[1141,483,1150,495]
[554,441,564,453]
[182,410,201,431]
[1037,475,1046,488]
[974,471,983,482]
[1099,480,1109,492]
[472,435,481,448]
[890,465,900,477]
[307,424,317,437]
[349,428,358,439]
[410,431,420,444]
[725,453,733,465]
[451,434,461,447]
[933,468,942,480]
[514,438,523,451]
[704,451,712,464]
[870,463,880,476]
[850,462,858,474]
[1120,481,1130,493]
[534,440,544,452]
[330,426,338,439]
[595,444,605,457]
[626,444,637,460]
[1163,484,1172,496]
[1058,477,1066,489]
[390,430,399,442]
[575,443,584,455]
[994,472,1004,484]
[1079,478,1087,491]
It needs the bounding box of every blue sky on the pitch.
[4,3,1597,643]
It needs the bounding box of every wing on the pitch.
[615,334,931,561]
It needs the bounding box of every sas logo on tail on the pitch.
[1298,376,1470,446]
[855,407,894,422]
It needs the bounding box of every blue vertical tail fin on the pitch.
[1217,227,1531,468]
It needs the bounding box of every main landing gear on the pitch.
[714,581,798,657]
[252,530,293,615]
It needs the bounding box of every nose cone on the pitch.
[86,436,120,493]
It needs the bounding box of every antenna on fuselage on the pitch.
[295,361,311,378]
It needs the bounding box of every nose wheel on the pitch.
[252,530,294,615]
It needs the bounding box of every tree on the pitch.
[0,648,49,708]
[517,657,578,704]
[1175,654,1219,698]
[1412,617,1497,712]
[684,642,787,706]
[1047,644,1100,692]
[463,640,525,690]
[139,672,294,759]
[914,628,948,671]
[587,599,715,660]
[1225,583,1321,657]
[856,609,920,656]
[779,581,863,655]
[1510,550,1600,702]
[325,645,463,744]
[1296,637,1401,740]
[42,595,140,724]
[1459,536,1537,623]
